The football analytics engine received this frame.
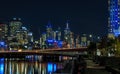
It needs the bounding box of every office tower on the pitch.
[70,32,74,48]
[53,31,56,40]
[64,21,71,42]
[76,35,80,48]
[57,27,61,41]
[41,33,47,49]
[81,34,87,47]
[108,0,120,36]
[28,32,33,42]
[27,32,33,50]
[9,18,22,36]
[16,26,28,45]
[46,22,53,40]
[0,23,8,40]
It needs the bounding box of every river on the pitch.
[0,57,64,74]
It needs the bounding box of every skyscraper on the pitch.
[9,18,22,36]
[0,23,8,40]
[46,22,53,40]
[64,21,71,42]
[108,0,120,36]
[57,27,61,41]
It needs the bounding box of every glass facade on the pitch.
[9,18,22,36]
[109,0,120,36]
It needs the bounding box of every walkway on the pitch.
[85,59,110,74]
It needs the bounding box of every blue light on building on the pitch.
[57,40,63,48]
[47,39,54,47]
[0,41,6,49]
[47,39,54,43]
[109,0,120,36]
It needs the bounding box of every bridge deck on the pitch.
[0,47,87,57]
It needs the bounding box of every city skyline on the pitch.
[0,0,108,38]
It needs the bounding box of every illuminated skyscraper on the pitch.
[81,34,87,47]
[64,21,71,42]
[108,0,120,36]
[46,22,53,40]
[9,18,22,36]
[0,23,8,40]
[16,26,29,45]
[57,27,61,41]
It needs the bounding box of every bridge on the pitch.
[0,47,87,57]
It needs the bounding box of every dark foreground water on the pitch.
[0,57,64,74]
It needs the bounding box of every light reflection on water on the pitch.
[0,58,63,74]
[0,58,4,74]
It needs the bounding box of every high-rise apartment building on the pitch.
[9,18,22,36]
[108,0,120,36]
[16,27,28,45]
[0,23,8,40]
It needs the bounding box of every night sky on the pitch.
[0,0,108,39]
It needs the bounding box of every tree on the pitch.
[115,35,120,56]
[88,42,97,57]
[88,42,96,51]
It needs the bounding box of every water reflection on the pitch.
[0,58,63,74]
[0,58,4,74]
[47,63,56,74]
